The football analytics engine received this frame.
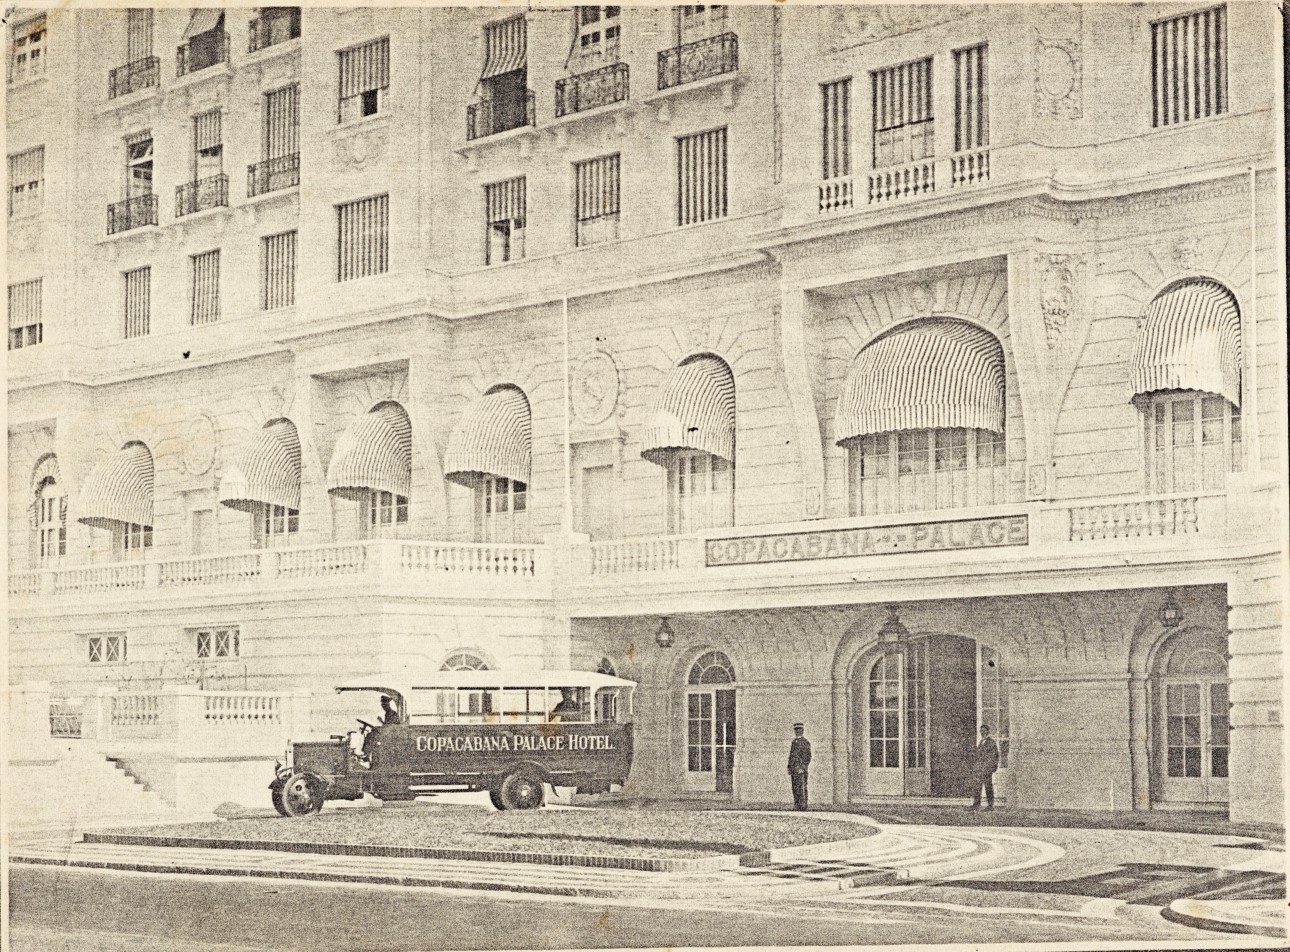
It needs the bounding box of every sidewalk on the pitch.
[1163,898,1288,938]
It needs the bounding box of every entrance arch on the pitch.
[683,651,737,794]
[1150,627,1229,807]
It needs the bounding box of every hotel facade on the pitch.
[6,4,1286,823]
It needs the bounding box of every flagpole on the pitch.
[562,296,573,533]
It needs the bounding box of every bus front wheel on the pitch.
[498,771,545,810]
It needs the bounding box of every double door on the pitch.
[1159,679,1229,804]
[686,688,736,794]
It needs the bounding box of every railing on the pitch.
[1069,496,1200,541]
[401,542,538,579]
[55,564,147,595]
[818,176,855,214]
[50,701,83,738]
[467,91,536,141]
[556,61,629,117]
[276,542,370,580]
[589,536,690,576]
[177,31,229,77]
[110,694,162,738]
[248,8,300,53]
[175,174,229,218]
[107,194,158,235]
[108,56,159,99]
[159,553,261,588]
[951,148,991,187]
[657,32,738,90]
[204,693,281,724]
[247,153,300,197]
[869,160,935,204]
[10,571,40,596]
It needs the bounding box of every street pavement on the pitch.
[8,802,1287,950]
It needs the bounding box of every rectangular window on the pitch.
[485,177,526,265]
[119,522,152,555]
[1147,391,1241,492]
[8,146,44,217]
[37,483,66,561]
[336,194,389,281]
[676,127,727,226]
[194,626,239,659]
[576,6,620,59]
[475,475,528,543]
[126,130,153,198]
[821,78,851,180]
[953,44,989,151]
[88,634,127,664]
[338,36,389,123]
[575,153,620,247]
[872,57,934,168]
[8,278,42,350]
[261,230,297,309]
[666,450,734,533]
[255,503,298,547]
[8,14,46,83]
[1152,6,1226,127]
[192,109,223,180]
[676,5,727,45]
[264,84,300,159]
[190,250,220,325]
[123,266,150,339]
[362,491,408,538]
[127,8,153,61]
[250,6,300,52]
[850,428,1007,516]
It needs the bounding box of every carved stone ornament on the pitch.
[1172,235,1201,271]
[335,127,388,169]
[1028,464,1050,498]
[909,283,935,318]
[572,351,620,426]
[1034,35,1083,119]
[182,414,219,476]
[1040,254,1076,349]
[822,5,972,54]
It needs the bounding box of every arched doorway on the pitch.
[1153,627,1229,806]
[848,634,1004,799]
[684,651,736,794]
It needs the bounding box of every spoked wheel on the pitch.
[489,787,505,811]
[499,772,545,810]
[281,772,325,816]
[270,781,288,817]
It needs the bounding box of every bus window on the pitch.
[596,688,619,724]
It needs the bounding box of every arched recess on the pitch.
[218,417,302,548]
[76,441,155,557]
[30,453,66,564]
[670,646,738,796]
[443,383,532,543]
[327,400,412,539]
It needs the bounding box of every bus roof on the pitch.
[409,670,636,691]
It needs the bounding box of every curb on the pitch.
[1160,900,1288,939]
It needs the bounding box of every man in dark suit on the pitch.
[972,724,1000,810]
[787,723,812,810]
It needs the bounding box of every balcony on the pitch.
[467,91,536,141]
[247,154,300,198]
[107,56,159,99]
[869,159,936,205]
[248,8,300,53]
[106,194,158,235]
[175,174,229,218]
[10,539,551,604]
[176,31,229,77]
[555,62,629,118]
[657,32,738,91]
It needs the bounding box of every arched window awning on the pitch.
[29,454,62,526]
[326,402,411,501]
[443,386,531,488]
[1129,280,1242,407]
[834,319,1005,448]
[77,442,154,530]
[640,355,735,465]
[219,419,301,512]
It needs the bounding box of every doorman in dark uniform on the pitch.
[787,723,812,810]
[971,724,1000,810]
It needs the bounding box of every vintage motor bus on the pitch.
[270,670,635,814]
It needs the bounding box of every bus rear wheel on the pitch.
[499,771,545,810]
[281,772,325,816]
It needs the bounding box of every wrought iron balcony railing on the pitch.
[177,31,229,77]
[467,91,536,141]
[247,153,300,197]
[107,194,158,235]
[248,8,300,53]
[555,61,629,118]
[657,32,738,91]
[175,174,229,218]
[108,56,159,99]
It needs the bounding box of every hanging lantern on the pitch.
[1159,592,1183,629]
[877,605,909,653]
[655,617,675,649]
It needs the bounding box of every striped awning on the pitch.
[219,420,301,513]
[834,320,1006,446]
[326,403,412,501]
[481,15,526,80]
[76,443,154,530]
[444,387,531,488]
[641,356,736,464]
[183,8,223,40]
[1129,280,1242,406]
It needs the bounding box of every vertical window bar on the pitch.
[124,267,150,339]
[190,250,220,325]
[127,8,154,61]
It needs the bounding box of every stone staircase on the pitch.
[6,743,176,829]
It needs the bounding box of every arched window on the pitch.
[836,320,1008,515]
[35,476,66,562]
[444,385,531,543]
[327,401,412,540]
[687,650,735,685]
[219,418,301,548]
[441,651,489,671]
[77,442,154,559]
[641,355,736,534]
[979,645,1009,768]
[1131,280,1244,493]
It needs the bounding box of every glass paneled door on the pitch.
[1160,680,1229,804]
[854,642,930,796]
[685,651,736,794]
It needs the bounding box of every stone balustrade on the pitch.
[587,536,696,576]
[1068,494,1202,541]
